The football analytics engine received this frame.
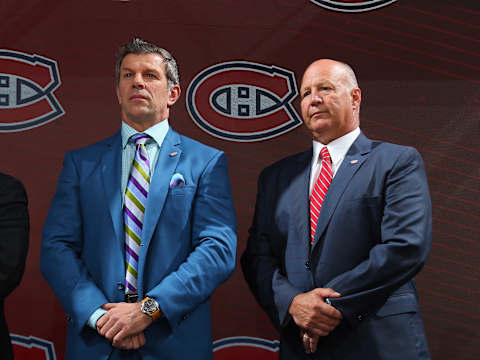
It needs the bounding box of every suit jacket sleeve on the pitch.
[0,174,29,300]
[241,168,301,330]
[41,152,108,333]
[325,147,432,325]
[146,151,237,329]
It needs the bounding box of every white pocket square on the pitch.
[170,173,185,188]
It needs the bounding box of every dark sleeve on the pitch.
[325,148,432,324]
[0,173,29,299]
[241,169,301,330]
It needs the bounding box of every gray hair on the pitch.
[115,38,179,89]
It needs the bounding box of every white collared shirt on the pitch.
[121,119,169,197]
[309,127,361,195]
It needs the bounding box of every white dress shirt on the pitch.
[309,127,361,195]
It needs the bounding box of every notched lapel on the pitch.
[137,130,181,286]
[291,150,312,251]
[311,133,372,249]
[101,133,123,246]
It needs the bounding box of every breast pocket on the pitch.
[165,185,197,225]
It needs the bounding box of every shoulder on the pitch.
[361,136,425,176]
[0,173,27,203]
[0,173,25,191]
[178,133,221,155]
[173,131,224,165]
[354,132,421,162]
[370,140,422,163]
[66,132,120,159]
[260,148,311,178]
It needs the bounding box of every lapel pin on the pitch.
[169,151,178,157]
[350,159,358,164]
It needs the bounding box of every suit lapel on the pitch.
[140,128,181,257]
[101,132,123,245]
[291,149,313,251]
[312,133,372,249]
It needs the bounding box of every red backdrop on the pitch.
[1,0,479,359]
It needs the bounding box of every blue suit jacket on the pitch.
[242,133,432,359]
[41,128,237,359]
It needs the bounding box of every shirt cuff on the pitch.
[87,308,108,330]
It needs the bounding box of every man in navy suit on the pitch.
[41,38,237,359]
[242,59,431,359]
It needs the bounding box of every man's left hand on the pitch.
[300,329,319,354]
[97,302,152,347]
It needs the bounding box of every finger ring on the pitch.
[303,333,310,341]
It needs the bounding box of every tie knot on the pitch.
[131,133,150,146]
[320,147,331,162]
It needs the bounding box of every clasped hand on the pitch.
[289,288,342,354]
[96,302,152,350]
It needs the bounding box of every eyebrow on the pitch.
[121,67,160,74]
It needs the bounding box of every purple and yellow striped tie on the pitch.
[124,133,151,295]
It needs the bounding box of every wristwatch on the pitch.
[141,297,161,321]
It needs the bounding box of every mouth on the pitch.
[311,111,328,118]
[129,94,148,101]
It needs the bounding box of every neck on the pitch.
[122,114,167,132]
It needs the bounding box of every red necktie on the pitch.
[310,147,333,243]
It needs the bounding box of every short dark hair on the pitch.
[115,38,179,89]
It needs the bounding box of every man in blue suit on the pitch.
[242,59,431,359]
[41,38,237,359]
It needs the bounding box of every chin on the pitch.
[308,121,329,133]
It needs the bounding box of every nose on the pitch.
[311,91,323,104]
[132,73,145,89]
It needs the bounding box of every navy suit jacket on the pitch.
[242,133,432,359]
[41,128,237,359]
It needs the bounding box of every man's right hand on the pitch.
[288,288,342,337]
[96,310,146,350]
[113,332,146,350]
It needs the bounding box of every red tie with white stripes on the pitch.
[310,147,333,244]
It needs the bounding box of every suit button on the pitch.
[305,261,311,270]
[117,282,125,291]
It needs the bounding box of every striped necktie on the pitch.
[310,147,333,244]
[124,133,151,295]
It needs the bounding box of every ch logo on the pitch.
[187,61,302,142]
[11,334,56,360]
[0,50,64,132]
[310,0,397,12]
[213,336,279,359]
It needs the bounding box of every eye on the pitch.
[302,90,311,99]
[146,73,157,79]
[123,73,132,78]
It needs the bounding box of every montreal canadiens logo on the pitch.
[213,336,279,359]
[186,61,302,142]
[311,0,397,12]
[11,334,56,360]
[0,50,64,132]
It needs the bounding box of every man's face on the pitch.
[116,53,180,131]
[300,60,361,144]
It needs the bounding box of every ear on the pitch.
[167,85,181,107]
[116,86,122,105]
[351,88,361,111]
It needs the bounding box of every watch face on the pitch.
[142,299,158,315]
